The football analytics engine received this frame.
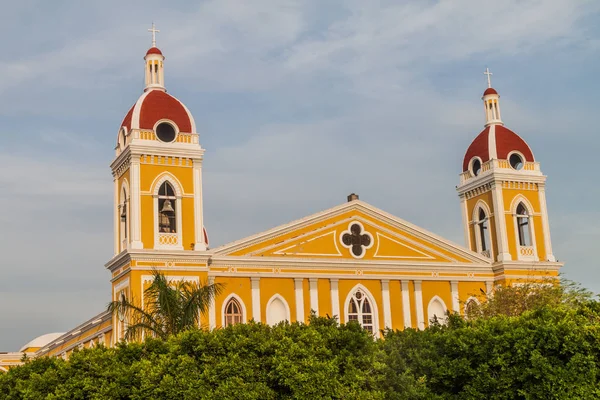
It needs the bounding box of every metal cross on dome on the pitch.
[341,223,373,258]
[484,67,493,88]
[148,22,160,47]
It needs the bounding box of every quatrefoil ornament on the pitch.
[340,222,374,258]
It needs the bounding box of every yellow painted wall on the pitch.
[260,278,297,323]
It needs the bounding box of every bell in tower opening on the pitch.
[158,182,176,233]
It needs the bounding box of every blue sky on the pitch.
[1,0,599,350]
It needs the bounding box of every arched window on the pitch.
[427,296,447,325]
[158,182,176,233]
[347,288,374,334]
[266,295,290,326]
[224,297,244,327]
[516,203,531,246]
[476,207,491,258]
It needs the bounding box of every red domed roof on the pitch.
[483,87,498,96]
[146,47,163,56]
[120,89,195,134]
[462,125,534,171]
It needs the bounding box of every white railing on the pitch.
[459,160,541,184]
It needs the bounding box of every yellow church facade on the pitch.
[1,40,562,370]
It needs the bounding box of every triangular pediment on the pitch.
[212,201,490,265]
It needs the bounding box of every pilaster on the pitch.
[491,180,511,261]
[129,155,143,249]
[294,278,305,323]
[330,279,340,320]
[381,280,392,329]
[251,277,261,322]
[401,280,412,329]
[414,280,424,330]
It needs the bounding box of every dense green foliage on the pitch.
[3,282,600,399]
[107,270,223,341]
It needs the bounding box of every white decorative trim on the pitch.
[129,156,143,249]
[251,277,261,322]
[381,280,392,329]
[414,281,425,330]
[339,221,374,259]
[374,232,435,259]
[450,281,460,313]
[192,160,206,251]
[427,295,448,325]
[537,186,555,261]
[119,179,130,253]
[488,125,497,159]
[309,278,319,314]
[274,231,342,257]
[266,294,291,325]
[113,277,130,295]
[491,182,511,261]
[113,178,120,255]
[343,283,380,335]
[330,279,340,320]
[460,195,472,251]
[401,280,412,329]
[221,293,247,327]
[294,278,305,323]
[130,90,153,130]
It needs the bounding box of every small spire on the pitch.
[481,68,502,126]
[484,67,493,88]
[148,22,160,48]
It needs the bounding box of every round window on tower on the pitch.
[509,152,524,170]
[155,122,177,143]
[470,157,482,177]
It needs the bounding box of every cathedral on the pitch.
[1,33,562,371]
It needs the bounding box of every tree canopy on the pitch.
[2,280,599,399]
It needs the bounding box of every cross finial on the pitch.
[484,67,493,88]
[148,22,160,47]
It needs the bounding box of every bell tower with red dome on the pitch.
[457,69,561,284]
[106,25,211,343]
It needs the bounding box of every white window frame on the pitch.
[152,174,184,250]
[119,180,130,253]
[343,284,379,335]
[472,201,493,260]
[427,295,448,326]
[221,293,247,327]
[266,294,291,326]
[510,196,538,261]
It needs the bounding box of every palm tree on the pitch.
[107,270,223,341]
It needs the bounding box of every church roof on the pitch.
[146,46,163,56]
[462,125,535,172]
[19,332,65,352]
[120,89,196,134]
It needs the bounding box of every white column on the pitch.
[538,185,556,262]
[208,276,216,330]
[485,281,493,295]
[450,281,460,313]
[193,159,206,251]
[330,279,340,321]
[294,278,305,323]
[491,181,511,261]
[381,280,392,329]
[401,280,412,329]
[113,177,120,254]
[251,277,261,322]
[130,156,143,249]
[460,195,472,250]
[414,280,425,330]
[309,278,319,315]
